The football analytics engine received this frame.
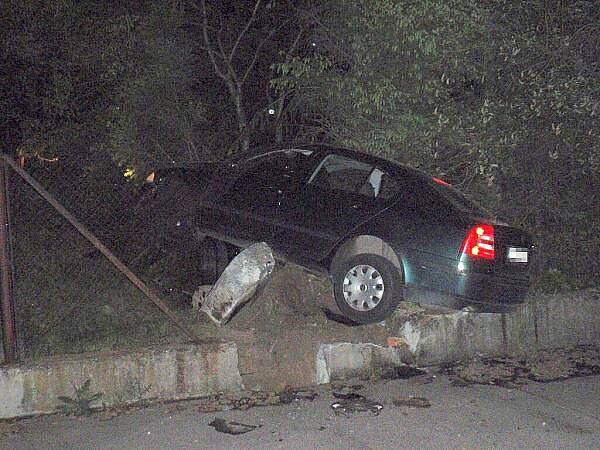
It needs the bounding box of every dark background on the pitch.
[1,0,598,289]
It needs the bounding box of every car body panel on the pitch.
[147,145,533,311]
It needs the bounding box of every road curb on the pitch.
[316,291,599,380]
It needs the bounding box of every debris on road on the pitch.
[197,388,319,413]
[406,373,436,385]
[444,346,599,387]
[198,391,278,413]
[378,365,427,380]
[208,418,261,435]
[332,391,365,401]
[330,392,383,417]
[392,396,431,408]
[279,387,319,404]
[200,243,275,325]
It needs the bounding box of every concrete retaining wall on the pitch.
[1,291,597,419]
[0,343,242,419]
[316,291,599,381]
[399,290,599,365]
[316,342,410,384]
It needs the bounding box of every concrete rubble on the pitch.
[200,242,275,326]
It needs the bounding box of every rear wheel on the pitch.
[332,254,403,324]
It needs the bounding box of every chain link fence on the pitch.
[1,154,219,362]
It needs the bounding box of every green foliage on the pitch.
[103,4,210,175]
[1,1,212,178]
[57,379,103,416]
[273,0,487,163]
[1,1,108,157]
[2,0,597,286]
[479,1,600,286]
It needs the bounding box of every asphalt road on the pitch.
[2,375,598,450]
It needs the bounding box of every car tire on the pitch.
[332,253,403,324]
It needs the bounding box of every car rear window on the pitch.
[430,181,491,217]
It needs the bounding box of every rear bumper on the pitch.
[455,270,530,306]
[401,248,531,311]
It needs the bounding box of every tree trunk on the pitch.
[230,83,250,152]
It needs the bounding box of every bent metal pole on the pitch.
[0,157,17,363]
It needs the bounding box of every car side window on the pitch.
[308,154,400,200]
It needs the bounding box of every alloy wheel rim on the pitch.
[342,264,384,311]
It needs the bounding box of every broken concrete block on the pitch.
[200,242,275,326]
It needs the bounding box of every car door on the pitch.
[214,149,316,245]
[274,152,401,261]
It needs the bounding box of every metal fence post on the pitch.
[0,157,18,363]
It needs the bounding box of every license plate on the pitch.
[507,247,528,263]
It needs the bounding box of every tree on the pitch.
[479,0,600,284]
[104,2,210,175]
[272,0,488,170]
[1,1,213,176]
[194,0,306,152]
[0,1,110,160]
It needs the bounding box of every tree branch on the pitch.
[200,0,227,80]
[241,19,291,85]
[230,0,262,63]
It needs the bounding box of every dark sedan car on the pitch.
[141,145,533,323]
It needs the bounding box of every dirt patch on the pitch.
[192,263,400,340]
[227,263,333,330]
[188,263,425,390]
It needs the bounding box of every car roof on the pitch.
[236,143,427,180]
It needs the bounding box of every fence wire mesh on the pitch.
[4,156,212,361]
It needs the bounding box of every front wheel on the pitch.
[332,254,403,324]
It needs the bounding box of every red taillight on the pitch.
[461,224,495,260]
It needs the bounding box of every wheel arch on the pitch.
[329,235,405,283]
